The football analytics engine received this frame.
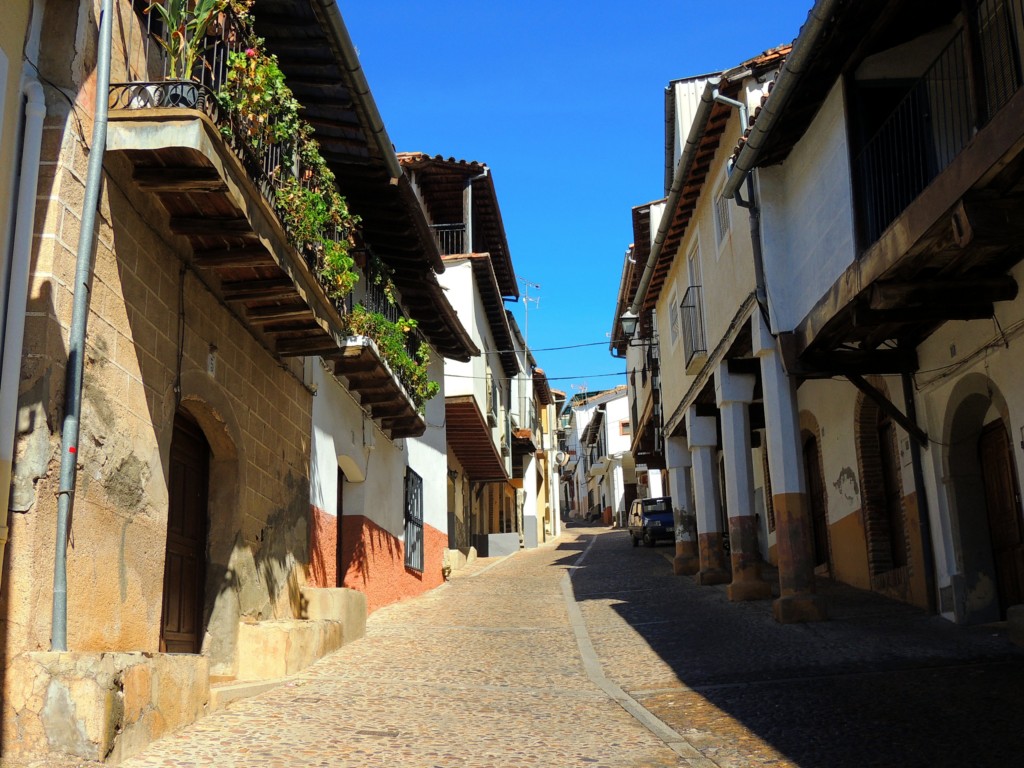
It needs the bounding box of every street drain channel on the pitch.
[355,729,401,738]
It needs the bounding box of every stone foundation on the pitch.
[4,651,208,764]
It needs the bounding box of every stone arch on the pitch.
[799,411,832,572]
[941,372,1015,624]
[159,371,245,676]
[854,378,908,581]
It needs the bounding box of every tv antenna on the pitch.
[518,276,541,348]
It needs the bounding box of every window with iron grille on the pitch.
[404,469,424,572]
[715,191,731,245]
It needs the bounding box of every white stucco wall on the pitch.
[309,350,448,538]
[758,80,857,333]
[657,107,757,425]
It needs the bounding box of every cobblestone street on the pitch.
[86,526,1024,767]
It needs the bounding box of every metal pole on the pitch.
[52,0,114,651]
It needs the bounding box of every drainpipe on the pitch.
[51,0,113,652]
[713,88,770,320]
[902,373,938,614]
[722,0,843,201]
[628,78,719,316]
[0,77,47,598]
[463,168,489,255]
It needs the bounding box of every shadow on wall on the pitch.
[2,280,69,758]
[342,516,401,588]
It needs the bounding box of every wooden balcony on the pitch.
[790,0,1024,373]
[333,338,425,439]
[106,98,426,438]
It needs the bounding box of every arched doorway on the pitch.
[802,432,832,572]
[978,420,1024,615]
[946,376,1024,622]
[161,410,210,653]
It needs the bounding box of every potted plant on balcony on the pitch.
[146,0,227,107]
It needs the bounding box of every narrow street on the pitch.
[110,525,1024,768]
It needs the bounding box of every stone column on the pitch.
[686,407,730,585]
[753,314,827,622]
[666,436,698,575]
[716,364,772,602]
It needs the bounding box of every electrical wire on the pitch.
[444,371,625,382]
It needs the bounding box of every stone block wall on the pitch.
[5,652,208,764]
[4,51,313,760]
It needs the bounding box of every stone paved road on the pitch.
[31,524,1024,767]
[572,525,1024,768]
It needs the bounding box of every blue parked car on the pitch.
[628,496,674,547]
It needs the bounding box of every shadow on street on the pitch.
[565,527,1024,768]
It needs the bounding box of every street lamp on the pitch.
[619,309,639,339]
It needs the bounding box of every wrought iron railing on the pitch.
[680,285,707,368]
[110,2,432,409]
[431,223,467,255]
[347,263,427,399]
[854,0,1024,246]
[109,3,350,305]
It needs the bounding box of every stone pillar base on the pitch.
[727,577,773,602]
[773,593,828,623]
[697,568,731,586]
[674,542,699,575]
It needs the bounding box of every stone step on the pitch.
[209,678,285,711]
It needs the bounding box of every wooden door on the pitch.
[878,417,907,568]
[979,420,1024,615]
[160,412,209,653]
[803,436,831,570]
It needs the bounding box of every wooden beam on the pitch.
[221,278,297,302]
[169,217,252,236]
[853,303,995,326]
[726,357,760,376]
[847,373,928,447]
[275,336,341,356]
[133,167,227,193]
[263,320,320,334]
[866,276,1018,309]
[246,305,314,325]
[192,248,275,268]
[951,197,1024,249]
[794,347,919,378]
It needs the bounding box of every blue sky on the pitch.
[341,1,814,397]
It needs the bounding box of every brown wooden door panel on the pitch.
[161,412,209,654]
[980,420,1024,614]
[803,436,831,570]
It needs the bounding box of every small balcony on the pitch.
[431,223,467,256]
[106,2,434,437]
[795,0,1024,364]
[680,285,707,374]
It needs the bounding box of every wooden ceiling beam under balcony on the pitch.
[169,217,252,236]
[221,278,298,302]
[866,276,1018,310]
[246,305,315,325]
[275,335,341,357]
[852,303,995,327]
[192,247,276,268]
[133,167,227,193]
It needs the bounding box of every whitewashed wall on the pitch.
[758,80,857,333]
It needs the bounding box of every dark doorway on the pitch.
[161,410,209,653]
[979,420,1024,616]
[803,434,831,571]
[879,414,908,569]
